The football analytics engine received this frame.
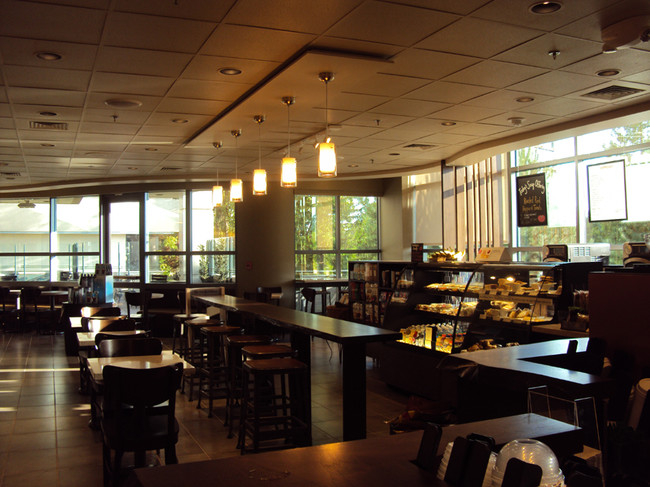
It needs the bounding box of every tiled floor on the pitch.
[0,332,409,487]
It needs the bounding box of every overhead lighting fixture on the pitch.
[172,118,189,124]
[219,67,242,76]
[253,115,267,196]
[508,117,525,126]
[529,1,563,14]
[35,51,61,61]
[212,145,223,207]
[104,98,143,109]
[17,200,36,209]
[40,143,55,147]
[145,147,158,152]
[280,96,297,188]
[441,121,456,126]
[230,129,243,203]
[39,111,57,117]
[596,69,621,77]
[601,15,650,53]
[317,72,337,178]
[516,96,535,103]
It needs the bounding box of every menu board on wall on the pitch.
[516,173,548,227]
[411,243,424,263]
[587,159,627,222]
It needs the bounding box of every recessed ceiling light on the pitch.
[441,121,456,126]
[35,51,62,61]
[348,164,359,168]
[529,1,563,14]
[40,143,55,147]
[596,69,621,77]
[219,67,242,76]
[104,98,143,109]
[127,167,138,170]
[172,118,189,124]
[145,147,158,152]
[516,96,535,103]
[39,111,58,117]
[389,152,401,156]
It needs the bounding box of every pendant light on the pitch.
[253,115,267,195]
[318,71,337,178]
[230,129,243,203]
[212,141,223,207]
[280,96,297,188]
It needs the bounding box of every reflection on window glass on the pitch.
[579,150,650,263]
[516,163,577,247]
[295,253,336,279]
[191,254,235,284]
[340,197,378,250]
[295,195,335,251]
[340,253,380,278]
[146,191,186,252]
[51,254,99,281]
[52,196,99,252]
[0,255,49,281]
[146,255,186,283]
[577,121,650,155]
[110,201,140,280]
[0,199,50,253]
[513,137,574,167]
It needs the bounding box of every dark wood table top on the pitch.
[196,294,401,345]
[127,413,581,487]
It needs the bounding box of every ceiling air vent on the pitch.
[29,120,69,130]
[0,172,21,177]
[581,85,644,101]
[404,143,437,149]
[161,167,182,171]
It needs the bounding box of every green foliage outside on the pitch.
[198,196,236,283]
[159,235,180,280]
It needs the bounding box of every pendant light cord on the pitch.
[287,102,291,158]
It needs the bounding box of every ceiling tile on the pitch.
[385,0,491,16]
[518,97,604,117]
[416,17,543,58]
[561,49,650,78]
[80,122,140,135]
[12,105,83,121]
[343,112,414,128]
[83,108,151,125]
[0,118,15,129]
[431,105,504,123]
[442,61,548,88]
[369,98,449,117]
[95,47,192,77]
[167,79,251,102]
[509,71,602,96]
[224,0,362,34]
[479,111,554,127]
[114,0,235,21]
[325,1,459,46]
[85,92,161,111]
[156,98,230,116]
[446,123,508,137]
[183,55,280,83]
[0,37,98,70]
[406,81,494,104]
[6,87,86,107]
[381,48,481,80]
[91,72,175,97]
[494,34,602,69]
[622,69,650,86]
[463,90,552,110]
[3,66,91,91]
[314,37,403,59]
[201,25,315,62]
[471,0,616,31]
[103,12,216,53]
[346,73,430,97]
[0,1,106,44]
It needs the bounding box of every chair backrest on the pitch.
[184,287,224,313]
[102,363,182,437]
[301,288,316,312]
[20,287,42,310]
[98,337,162,357]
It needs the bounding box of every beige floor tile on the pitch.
[1,467,58,487]
[13,417,56,434]
[8,431,57,451]
[3,447,57,476]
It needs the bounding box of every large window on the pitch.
[0,196,100,281]
[511,121,650,264]
[145,191,186,283]
[190,190,236,284]
[295,195,379,279]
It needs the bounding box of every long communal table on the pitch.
[194,294,402,442]
[126,413,582,487]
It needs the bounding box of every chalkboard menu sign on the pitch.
[411,243,424,263]
[516,173,548,227]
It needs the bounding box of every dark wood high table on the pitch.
[127,413,582,487]
[195,294,402,441]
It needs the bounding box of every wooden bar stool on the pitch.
[181,317,223,401]
[241,344,294,361]
[239,357,311,454]
[172,312,207,357]
[196,325,241,418]
[225,334,272,438]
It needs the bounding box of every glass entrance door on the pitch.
[108,200,142,287]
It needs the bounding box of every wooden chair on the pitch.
[257,286,282,306]
[86,317,132,333]
[98,337,162,357]
[0,287,18,332]
[300,288,317,313]
[101,363,183,486]
[124,291,144,326]
[20,287,53,333]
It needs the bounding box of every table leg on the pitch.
[290,331,312,442]
[341,342,367,441]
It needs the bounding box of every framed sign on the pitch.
[587,159,627,222]
[516,173,548,227]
